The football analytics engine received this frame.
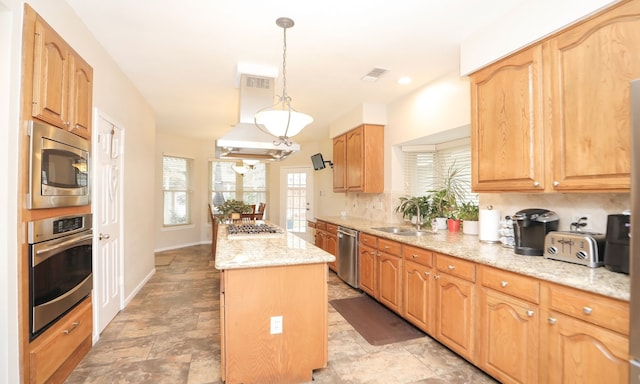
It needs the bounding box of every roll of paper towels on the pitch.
[479,208,501,243]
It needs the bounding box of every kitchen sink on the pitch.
[371,227,430,236]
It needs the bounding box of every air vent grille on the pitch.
[361,67,388,82]
[245,76,272,89]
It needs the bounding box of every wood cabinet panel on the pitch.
[480,265,540,304]
[435,253,476,282]
[402,245,433,268]
[332,134,346,192]
[332,124,383,193]
[403,260,434,333]
[377,238,401,257]
[359,232,377,248]
[435,272,475,361]
[378,252,402,314]
[358,244,377,297]
[68,54,93,139]
[471,45,545,192]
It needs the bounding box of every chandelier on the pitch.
[232,159,260,175]
[254,17,313,146]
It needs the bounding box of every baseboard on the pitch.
[154,240,208,253]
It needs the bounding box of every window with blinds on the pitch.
[403,141,478,204]
[209,160,268,214]
[163,155,192,226]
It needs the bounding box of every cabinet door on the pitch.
[403,260,433,333]
[32,18,70,129]
[544,311,629,384]
[325,233,338,272]
[545,0,640,192]
[435,273,475,361]
[359,244,377,297]
[68,54,93,139]
[332,134,346,192]
[470,45,545,192]
[346,127,364,191]
[378,253,402,314]
[479,288,539,384]
[314,230,325,250]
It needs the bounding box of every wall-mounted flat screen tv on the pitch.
[311,153,326,170]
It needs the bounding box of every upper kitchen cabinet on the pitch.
[470,0,639,193]
[545,0,640,192]
[30,12,93,139]
[332,124,384,193]
[470,45,545,192]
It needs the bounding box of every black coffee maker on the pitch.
[603,214,631,274]
[512,208,559,256]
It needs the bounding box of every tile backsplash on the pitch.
[339,191,630,234]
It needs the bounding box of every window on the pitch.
[209,160,267,214]
[403,140,478,204]
[163,156,192,226]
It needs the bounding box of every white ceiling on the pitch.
[65,0,526,144]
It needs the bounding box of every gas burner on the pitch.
[227,223,284,238]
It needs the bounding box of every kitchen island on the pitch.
[214,223,335,384]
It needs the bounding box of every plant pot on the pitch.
[462,220,479,235]
[435,217,448,230]
[447,219,461,232]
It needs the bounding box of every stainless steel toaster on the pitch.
[543,231,606,268]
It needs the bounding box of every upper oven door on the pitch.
[28,120,90,209]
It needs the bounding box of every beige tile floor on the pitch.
[65,244,497,384]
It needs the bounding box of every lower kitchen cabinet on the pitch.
[325,224,338,271]
[359,243,377,296]
[358,234,403,314]
[377,250,403,314]
[403,260,434,333]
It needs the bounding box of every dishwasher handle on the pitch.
[337,227,358,238]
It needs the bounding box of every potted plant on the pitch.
[395,196,431,227]
[457,201,479,235]
[216,199,253,222]
[427,163,468,230]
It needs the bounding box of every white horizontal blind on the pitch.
[403,143,478,204]
[163,156,192,225]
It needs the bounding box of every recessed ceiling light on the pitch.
[398,76,412,85]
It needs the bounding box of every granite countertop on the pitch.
[316,216,630,302]
[214,223,335,270]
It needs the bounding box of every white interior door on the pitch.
[93,112,124,337]
[279,167,314,242]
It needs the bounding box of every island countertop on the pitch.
[315,216,630,302]
[214,223,335,270]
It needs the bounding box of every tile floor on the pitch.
[65,244,497,384]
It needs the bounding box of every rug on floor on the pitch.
[330,295,425,346]
[155,254,175,266]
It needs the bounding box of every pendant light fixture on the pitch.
[254,17,313,146]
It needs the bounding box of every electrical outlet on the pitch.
[571,214,592,231]
[270,315,283,335]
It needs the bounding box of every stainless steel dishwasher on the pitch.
[337,226,359,288]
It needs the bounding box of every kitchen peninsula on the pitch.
[214,223,335,384]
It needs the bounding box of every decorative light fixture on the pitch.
[254,17,313,146]
[232,159,260,175]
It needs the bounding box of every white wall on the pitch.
[1,1,157,382]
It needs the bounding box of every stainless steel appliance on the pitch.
[543,231,605,268]
[28,213,93,339]
[604,214,631,274]
[337,226,359,288]
[512,208,559,256]
[28,120,90,209]
[629,78,640,381]
[226,223,283,239]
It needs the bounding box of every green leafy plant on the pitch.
[216,199,253,217]
[427,162,469,219]
[457,201,479,221]
[395,196,432,222]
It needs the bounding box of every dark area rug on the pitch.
[330,295,425,346]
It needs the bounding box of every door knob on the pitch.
[99,233,110,240]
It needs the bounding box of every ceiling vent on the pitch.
[361,67,389,82]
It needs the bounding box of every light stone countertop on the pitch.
[214,223,335,270]
[316,216,630,302]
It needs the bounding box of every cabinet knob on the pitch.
[553,181,560,187]
[412,254,418,259]
[434,275,440,280]
[384,245,390,249]
[500,281,508,288]
[448,265,455,270]
[582,306,593,315]
[527,310,534,317]
[548,317,557,325]
[424,271,431,277]
[533,181,540,187]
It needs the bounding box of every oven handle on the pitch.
[33,233,93,266]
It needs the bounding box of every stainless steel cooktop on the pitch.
[226,223,284,239]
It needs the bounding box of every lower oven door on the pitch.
[30,230,93,338]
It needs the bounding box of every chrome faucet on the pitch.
[403,200,423,231]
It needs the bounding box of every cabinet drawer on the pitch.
[326,223,338,234]
[480,266,540,304]
[546,283,629,335]
[307,220,316,229]
[436,253,475,282]
[402,245,433,267]
[378,238,402,256]
[315,221,327,231]
[360,233,377,248]
[30,297,92,384]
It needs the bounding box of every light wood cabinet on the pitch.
[220,264,328,383]
[471,44,545,192]
[434,253,476,362]
[315,221,337,271]
[359,243,377,296]
[358,234,403,313]
[478,266,540,384]
[29,296,92,384]
[377,250,403,314]
[470,0,639,193]
[541,283,630,384]
[332,124,384,193]
[403,260,434,334]
[30,14,93,139]
[545,0,640,191]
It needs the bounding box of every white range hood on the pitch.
[216,74,300,161]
